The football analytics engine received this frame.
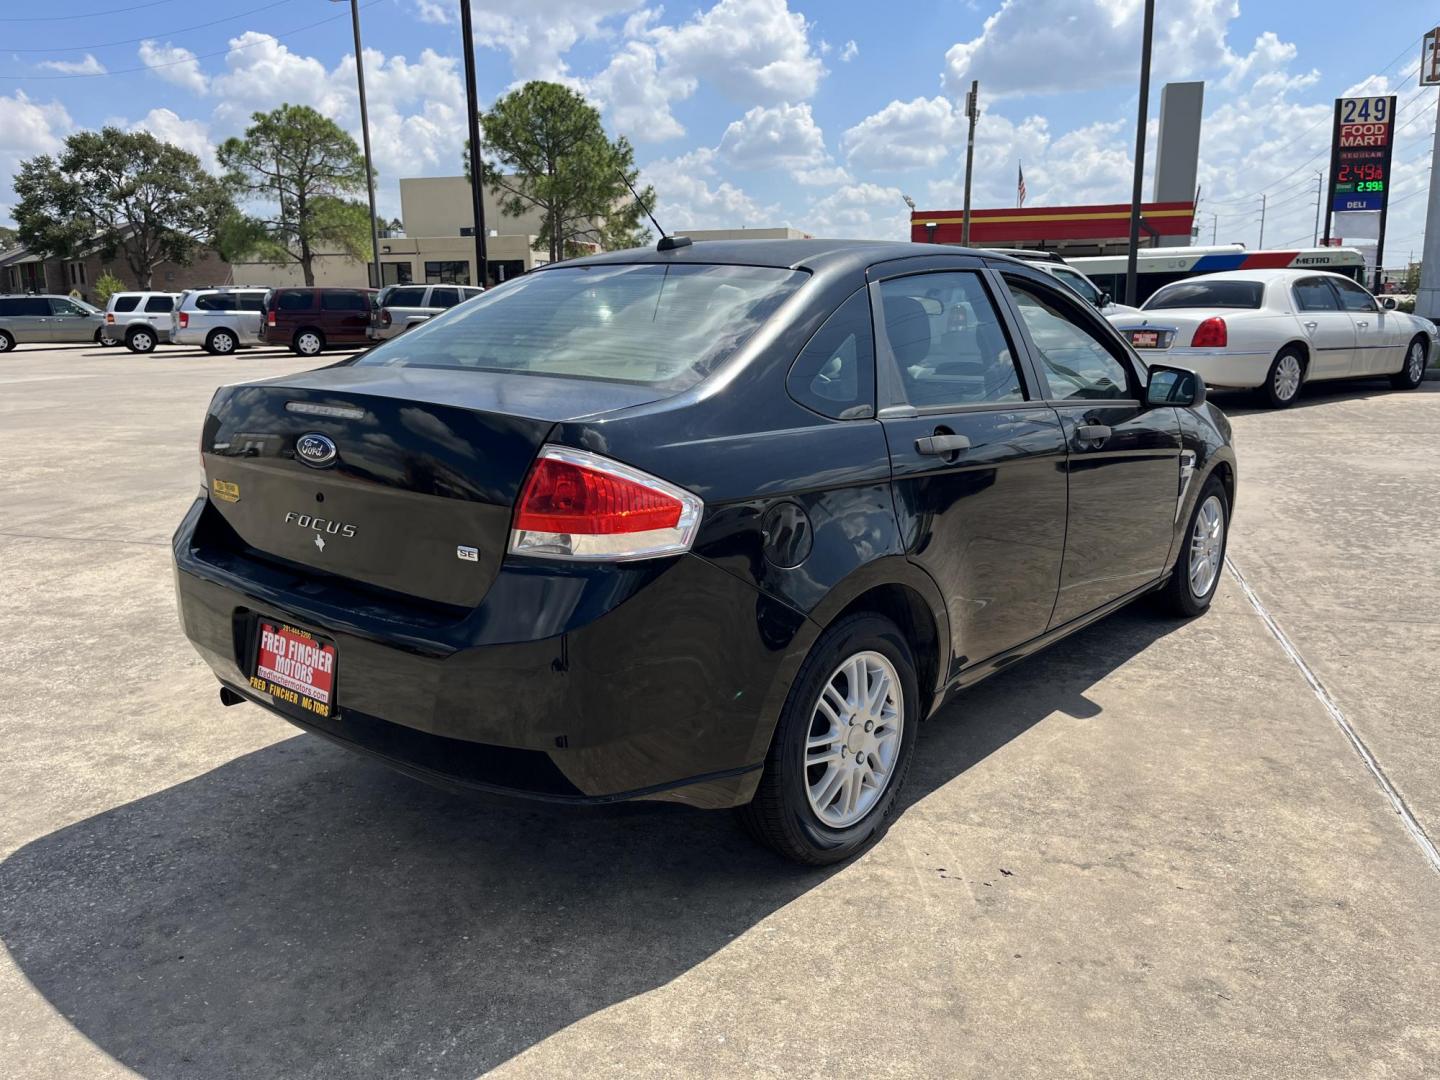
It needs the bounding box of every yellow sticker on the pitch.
[212,479,241,503]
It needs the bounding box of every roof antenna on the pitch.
[622,171,691,251]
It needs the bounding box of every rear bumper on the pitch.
[172,497,813,808]
[1140,348,1273,389]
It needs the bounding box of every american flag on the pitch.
[1017,162,1027,208]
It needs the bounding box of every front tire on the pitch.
[0,330,14,353]
[293,329,324,356]
[126,327,156,354]
[1158,475,1229,617]
[737,614,919,865]
[1391,336,1427,390]
[1262,347,1304,408]
[206,329,238,356]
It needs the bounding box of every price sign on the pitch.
[1327,95,1396,213]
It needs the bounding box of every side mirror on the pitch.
[1146,364,1206,407]
[1099,291,1113,309]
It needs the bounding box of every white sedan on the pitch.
[1108,269,1435,408]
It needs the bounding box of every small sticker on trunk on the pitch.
[457,545,479,562]
[212,479,241,503]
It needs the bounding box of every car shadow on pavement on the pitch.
[0,605,1181,1079]
[1211,380,1438,416]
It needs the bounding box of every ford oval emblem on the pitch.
[296,432,338,468]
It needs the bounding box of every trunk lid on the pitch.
[202,365,664,607]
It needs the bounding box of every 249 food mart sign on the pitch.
[1328,95,1396,213]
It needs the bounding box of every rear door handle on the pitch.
[1303,320,1318,330]
[915,433,971,455]
[1075,424,1112,442]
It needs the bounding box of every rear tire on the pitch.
[1261,347,1304,408]
[737,613,919,865]
[206,329,238,356]
[0,330,14,353]
[293,329,324,356]
[1157,475,1229,618]
[1391,336,1427,390]
[126,327,156,354]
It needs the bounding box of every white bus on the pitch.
[1068,245,1367,307]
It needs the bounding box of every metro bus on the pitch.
[1068,245,1367,307]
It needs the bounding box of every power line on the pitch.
[9,0,294,53]
[0,0,382,80]
[0,0,180,21]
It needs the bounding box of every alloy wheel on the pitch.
[1273,354,1301,402]
[0,334,11,353]
[131,332,153,352]
[803,650,904,828]
[1408,342,1425,383]
[1188,494,1225,599]
[213,332,235,354]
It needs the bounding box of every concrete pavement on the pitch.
[1,345,1438,1079]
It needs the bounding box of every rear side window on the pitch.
[277,291,313,312]
[321,290,368,312]
[1293,278,1340,312]
[880,272,1025,408]
[238,292,267,312]
[788,288,875,419]
[0,297,50,316]
[429,287,462,309]
[1145,280,1264,310]
[462,288,484,300]
[112,295,141,313]
[144,295,174,313]
[385,287,426,307]
[195,293,234,311]
[356,263,806,390]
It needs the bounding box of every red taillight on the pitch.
[381,308,392,327]
[178,311,189,329]
[509,447,703,561]
[1191,317,1227,348]
[267,310,276,327]
[105,312,114,323]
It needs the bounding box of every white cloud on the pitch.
[129,108,216,170]
[806,182,910,240]
[718,102,827,170]
[466,0,643,84]
[591,40,695,141]
[842,96,960,170]
[413,0,454,25]
[647,0,826,104]
[138,40,209,95]
[0,92,73,225]
[643,146,781,230]
[943,0,1238,98]
[38,55,105,76]
[793,164,853,187]
[840,40,858,63]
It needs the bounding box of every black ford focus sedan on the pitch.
[173,240,1236,864]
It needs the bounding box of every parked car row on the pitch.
[1,284,484,356]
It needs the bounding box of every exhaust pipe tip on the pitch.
[219,686,245,708]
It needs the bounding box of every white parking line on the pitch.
[1226,556,1440,876]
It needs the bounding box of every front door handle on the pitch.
[1075,423,1112,442]
[1356,320,1369,328]
[915,433,971,455]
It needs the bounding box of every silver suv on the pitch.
[367,283,483,341]
[171,288,269,354]
[102,291,178,352]
[0,294,104,352]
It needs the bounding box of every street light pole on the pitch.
[335,0,381,288]
[459,0,489,286]
[1124,0,1155,306]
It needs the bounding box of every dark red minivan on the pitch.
[261,287,378,356]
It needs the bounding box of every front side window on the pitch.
[1293,277,1340,312]
[112,295,141,313]
[48,298,90,316]
[787,288,874,419]
[1052,267,1101,306]
[424,260,470,286]
[1005,277,1132,401]
[357,262,805,390]
[238,292,267,312]
[1330,276,1378,313]
[879,271,1024,408]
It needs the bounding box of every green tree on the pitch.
[217,104,371,286]
[12,128,232,289]
[466,81,653,261]
[1402,261,1421,295]
[0,225,17,253]
[93,269,126,306]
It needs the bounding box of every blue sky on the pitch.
[1,0,1435,262]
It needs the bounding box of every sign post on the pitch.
[1415,27,1440,322]
[1322,93,1397,288]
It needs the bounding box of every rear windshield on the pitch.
[1144,280,1265,310]
[354,263,806,388]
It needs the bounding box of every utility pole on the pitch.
[1312,171,1323,246]
[1418,27,1440,320]
[961,80,979,246]
[1258,193,1266,249]
[1124,0,1155,306]
[1211,213,1218,245]
[459,0,489,286]
[334,0,381,289]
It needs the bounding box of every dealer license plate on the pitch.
[248,620,337,720]
[1128,329,1161,348]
